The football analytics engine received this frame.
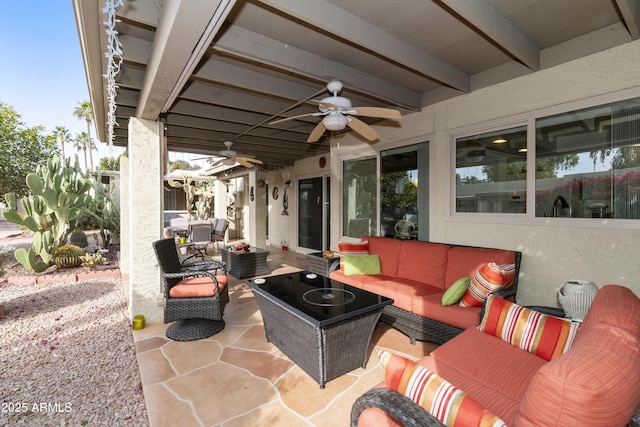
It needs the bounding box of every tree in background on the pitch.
[73,100,95,171]
[169,159,199,172]
[0,102,58,196]
[52,125,70,164]
[73,131,90,170]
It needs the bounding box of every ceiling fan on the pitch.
[205,140,264,169]
[269,80,402,143]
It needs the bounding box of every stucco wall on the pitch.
[328,39,640,306]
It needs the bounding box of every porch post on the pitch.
[127,117,164,322]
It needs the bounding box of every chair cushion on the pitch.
[344,254,382,276]
[514,323,640,426]
[459,262,515,307]
[378,350,506,427]
[169,276,227,298]
[479,295,580,361]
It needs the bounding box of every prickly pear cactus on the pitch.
[52,245,85,269]
[2,155,93,272]
[68,229,89,248]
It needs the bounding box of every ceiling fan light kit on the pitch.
[269,80,402,143]
[323,113,349,131]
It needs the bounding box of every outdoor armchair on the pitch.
[152,238,229,341]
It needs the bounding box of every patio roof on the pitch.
[73,0,640,171]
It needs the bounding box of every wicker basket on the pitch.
[558,280,599,321]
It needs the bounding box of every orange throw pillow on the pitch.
[378,350,506,427]
[459,262,515,307]
[479,294,581,361]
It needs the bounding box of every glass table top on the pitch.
[248,271,393,326]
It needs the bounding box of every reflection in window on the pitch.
[381,145,418,239]
[536,97,640,219]
[455,126,527,213]
[343,156,377,238]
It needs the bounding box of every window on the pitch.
[343,156,377,238]
[535,97,640,219]
[455,126,527,213]
[381,145,419,239]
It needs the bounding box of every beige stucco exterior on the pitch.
[125,38,640,319]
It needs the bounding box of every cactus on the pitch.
[52,245,85,268]
[169,175,215,220]
[68,229,89,248]
[2,155,93,272]
[84,172,120,248]
[80,252,104,270]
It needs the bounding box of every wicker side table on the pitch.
[305,252,339,277]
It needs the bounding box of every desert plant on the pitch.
[52,245,85,268]
[68,229,89,248]
[2,155,93,272]
[79,252,103,269]
[84,172,120,248]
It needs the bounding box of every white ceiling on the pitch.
[73,0,640,170]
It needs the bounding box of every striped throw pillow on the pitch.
[459,262,515,307]
[337,241,369,271]
[378,350,506,427]
[479,295,581,361]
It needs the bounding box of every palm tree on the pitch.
[73,100,95,170]
[52,126,70,164]
[73,131,90,170]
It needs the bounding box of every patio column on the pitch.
[127,117,164,322]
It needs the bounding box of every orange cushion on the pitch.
[459,262,515,307]
[363,236,403,277]
[514,323,640,426]
[169,276,227,298]
[479,295,580,361]
[396,241,449,289]
[581,284,640,335]
[412,293,483,330]
[378,351,506,427]
[444,246,516,289]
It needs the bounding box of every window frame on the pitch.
[448,87,640,230]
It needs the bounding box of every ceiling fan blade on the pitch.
[238,157,263,165]
[209,159,224,167]
[237,158,256,168]
[347,116,379,142]
[307,121,327,143]
[269,112,324,125]
[348,106,402,120]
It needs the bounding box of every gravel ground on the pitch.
[0,277,148,426]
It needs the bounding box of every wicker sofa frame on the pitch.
[329,243,522,345]
[351,388,640,427]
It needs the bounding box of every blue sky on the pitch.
[0,2,124,163]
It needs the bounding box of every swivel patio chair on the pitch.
[152,238,229,341]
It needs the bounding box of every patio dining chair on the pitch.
[152,238,229,341]
[188,220,213,259]
[211,218,229,249]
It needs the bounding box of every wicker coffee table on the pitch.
[220,246,270,278]
[248,272,393,388]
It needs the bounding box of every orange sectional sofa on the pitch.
[351,285,640,426]
[329,236,521,344]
